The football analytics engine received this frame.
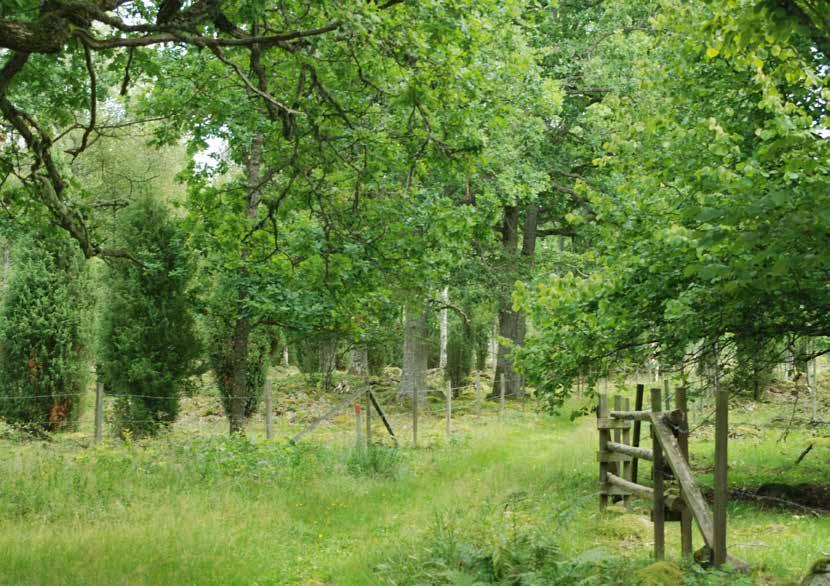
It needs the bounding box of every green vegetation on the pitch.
[0,379,827,584]
[0,233,90,431]
[98,197,200,437]
[0,0,828,583]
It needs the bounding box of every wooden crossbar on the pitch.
[291,388,366,444]
[606,472,685,512]
[597,417,631,430]
[609,410,652,421]
[607,441,653,461]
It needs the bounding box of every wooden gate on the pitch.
[597,383,747,570]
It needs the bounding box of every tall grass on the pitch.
[0,394,826,584]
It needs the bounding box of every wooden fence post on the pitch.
[264,380,274,440]
[355,403,363,451]
[664,378,671,412]
[446,381,452,437]
[475,371,482,418]
[811,355,818,422]
[94,381,104,443]
[651,387,665,560]
[631,384,645,485]
[598,393,609,512]
[412,389,418,448]
[613,395,623,498]
[622,396,632,510]
[675,383,693,556]
[365,389,372,448]
[500,373,506,419]
[713,347,728,567]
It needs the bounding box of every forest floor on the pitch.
[0,369,829,585]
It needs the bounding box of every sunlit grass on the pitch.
[0,382,827,584]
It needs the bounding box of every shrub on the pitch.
[346,445,402,478]
[98,197,200,437]
[0,232,90,430]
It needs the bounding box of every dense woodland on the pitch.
[0,1,829,584]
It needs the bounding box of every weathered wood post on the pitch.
[612,395,623,494]
[412,388,418,448]
[664,378,671,412]
[631,384,645,485]
[94,381,104,443]
[446,381,452,437]
[499,373,506,419]
[651,386,665,560]
[713,346,728,566]
[355,403,363,451]
[621,396,632,510]
[675,383,693,556]
[811,354,818,422]
[365,389,372,448]
[264,380,274,440]
[598,393,610,512]
[475,371,482,418]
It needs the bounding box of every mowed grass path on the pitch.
[1,397,828,585]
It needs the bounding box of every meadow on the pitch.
[1,371,828,585]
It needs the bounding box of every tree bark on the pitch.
[400,298,429,398]
[319,337,337,390]
[487,319,498,369]
[227,133,264,434]
[493,205,538,397]
[439,287,449,371]
[349,346,369,377]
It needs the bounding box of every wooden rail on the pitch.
[609,410,652,421]
[597,386,749,571]
[606,441,653,461]
[606,472,685,512]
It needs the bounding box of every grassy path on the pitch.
[1,401,828,584]
[0,413,594,585]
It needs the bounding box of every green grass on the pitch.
[0,377,827,584]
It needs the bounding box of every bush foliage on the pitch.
[0,233,90,430]
[98,197,200,436]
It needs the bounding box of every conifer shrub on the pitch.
[98,197,200,437]
[0,232,90,430]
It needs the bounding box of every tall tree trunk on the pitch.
[319,337,337,390]
[227,134,264,434]
[493,205,538,397]
[439,287,449,371]
[400,298,429,398]
[487,318,498,369]
[349,346,369,377]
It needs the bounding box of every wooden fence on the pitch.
[598,383,748,570]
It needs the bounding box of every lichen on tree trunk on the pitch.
[492,205,538,398]
[400,298,429,399]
